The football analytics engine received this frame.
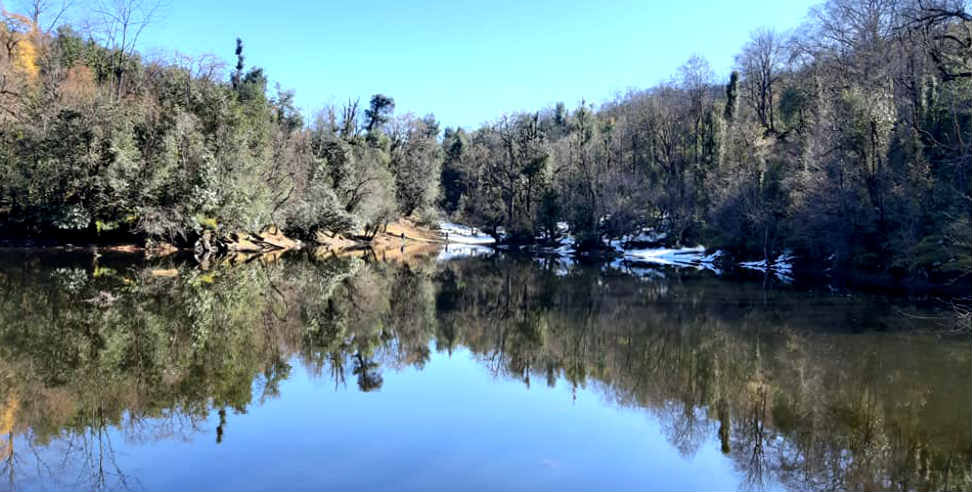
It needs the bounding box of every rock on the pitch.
[105,244,140,253]
[146,241,178,258]
[225,232,263,252]
[193,227,299,258]
[258,226,299,250]
[313,230,360,250]
[311,246,337,259]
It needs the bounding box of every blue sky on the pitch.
[130,0,817,130]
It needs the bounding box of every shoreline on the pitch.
[4,237,968,302]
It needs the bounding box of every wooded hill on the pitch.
[0,0,968,283]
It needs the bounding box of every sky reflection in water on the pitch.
[0,251,967,491]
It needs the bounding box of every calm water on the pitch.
[0,249,968,491]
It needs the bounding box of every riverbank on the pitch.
[4,218,968,301]
[0,218,452,269]
[463,226,970,300]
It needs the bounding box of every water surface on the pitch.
[0,250,968,491]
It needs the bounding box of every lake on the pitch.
[0,248,968,491]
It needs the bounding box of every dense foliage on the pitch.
[0,0,968,280]
[0,13,441,246]
[443,0,971,279]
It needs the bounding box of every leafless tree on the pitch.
[900,0,971,81]
[23,0,74,33]
[340,98,360,140]
[809,0,900,77]
[90,0,162,99]
[678,54,714,130]
[737,28,786,132]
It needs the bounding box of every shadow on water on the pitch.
[0,250,968,491]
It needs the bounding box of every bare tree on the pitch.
[678,54,714,125]
[22,0,74,33]
[340,98,359,140]
[678,54,715,162]
[90,0,162,99]
[737,28,785,132]
[900,0,972,81]
[809,0,900,76]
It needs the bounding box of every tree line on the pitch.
[443,0,970,280]
[0,1,442,248]
[0,0,969,281]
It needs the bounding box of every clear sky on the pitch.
[130,0,818,130]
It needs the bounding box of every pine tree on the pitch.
[724,71,739,122]
[231,37,244,90]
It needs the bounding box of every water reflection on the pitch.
[0,250,967,491]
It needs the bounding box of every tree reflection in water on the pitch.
[0,250,967,491]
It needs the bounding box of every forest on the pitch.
[0,0,969,283]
